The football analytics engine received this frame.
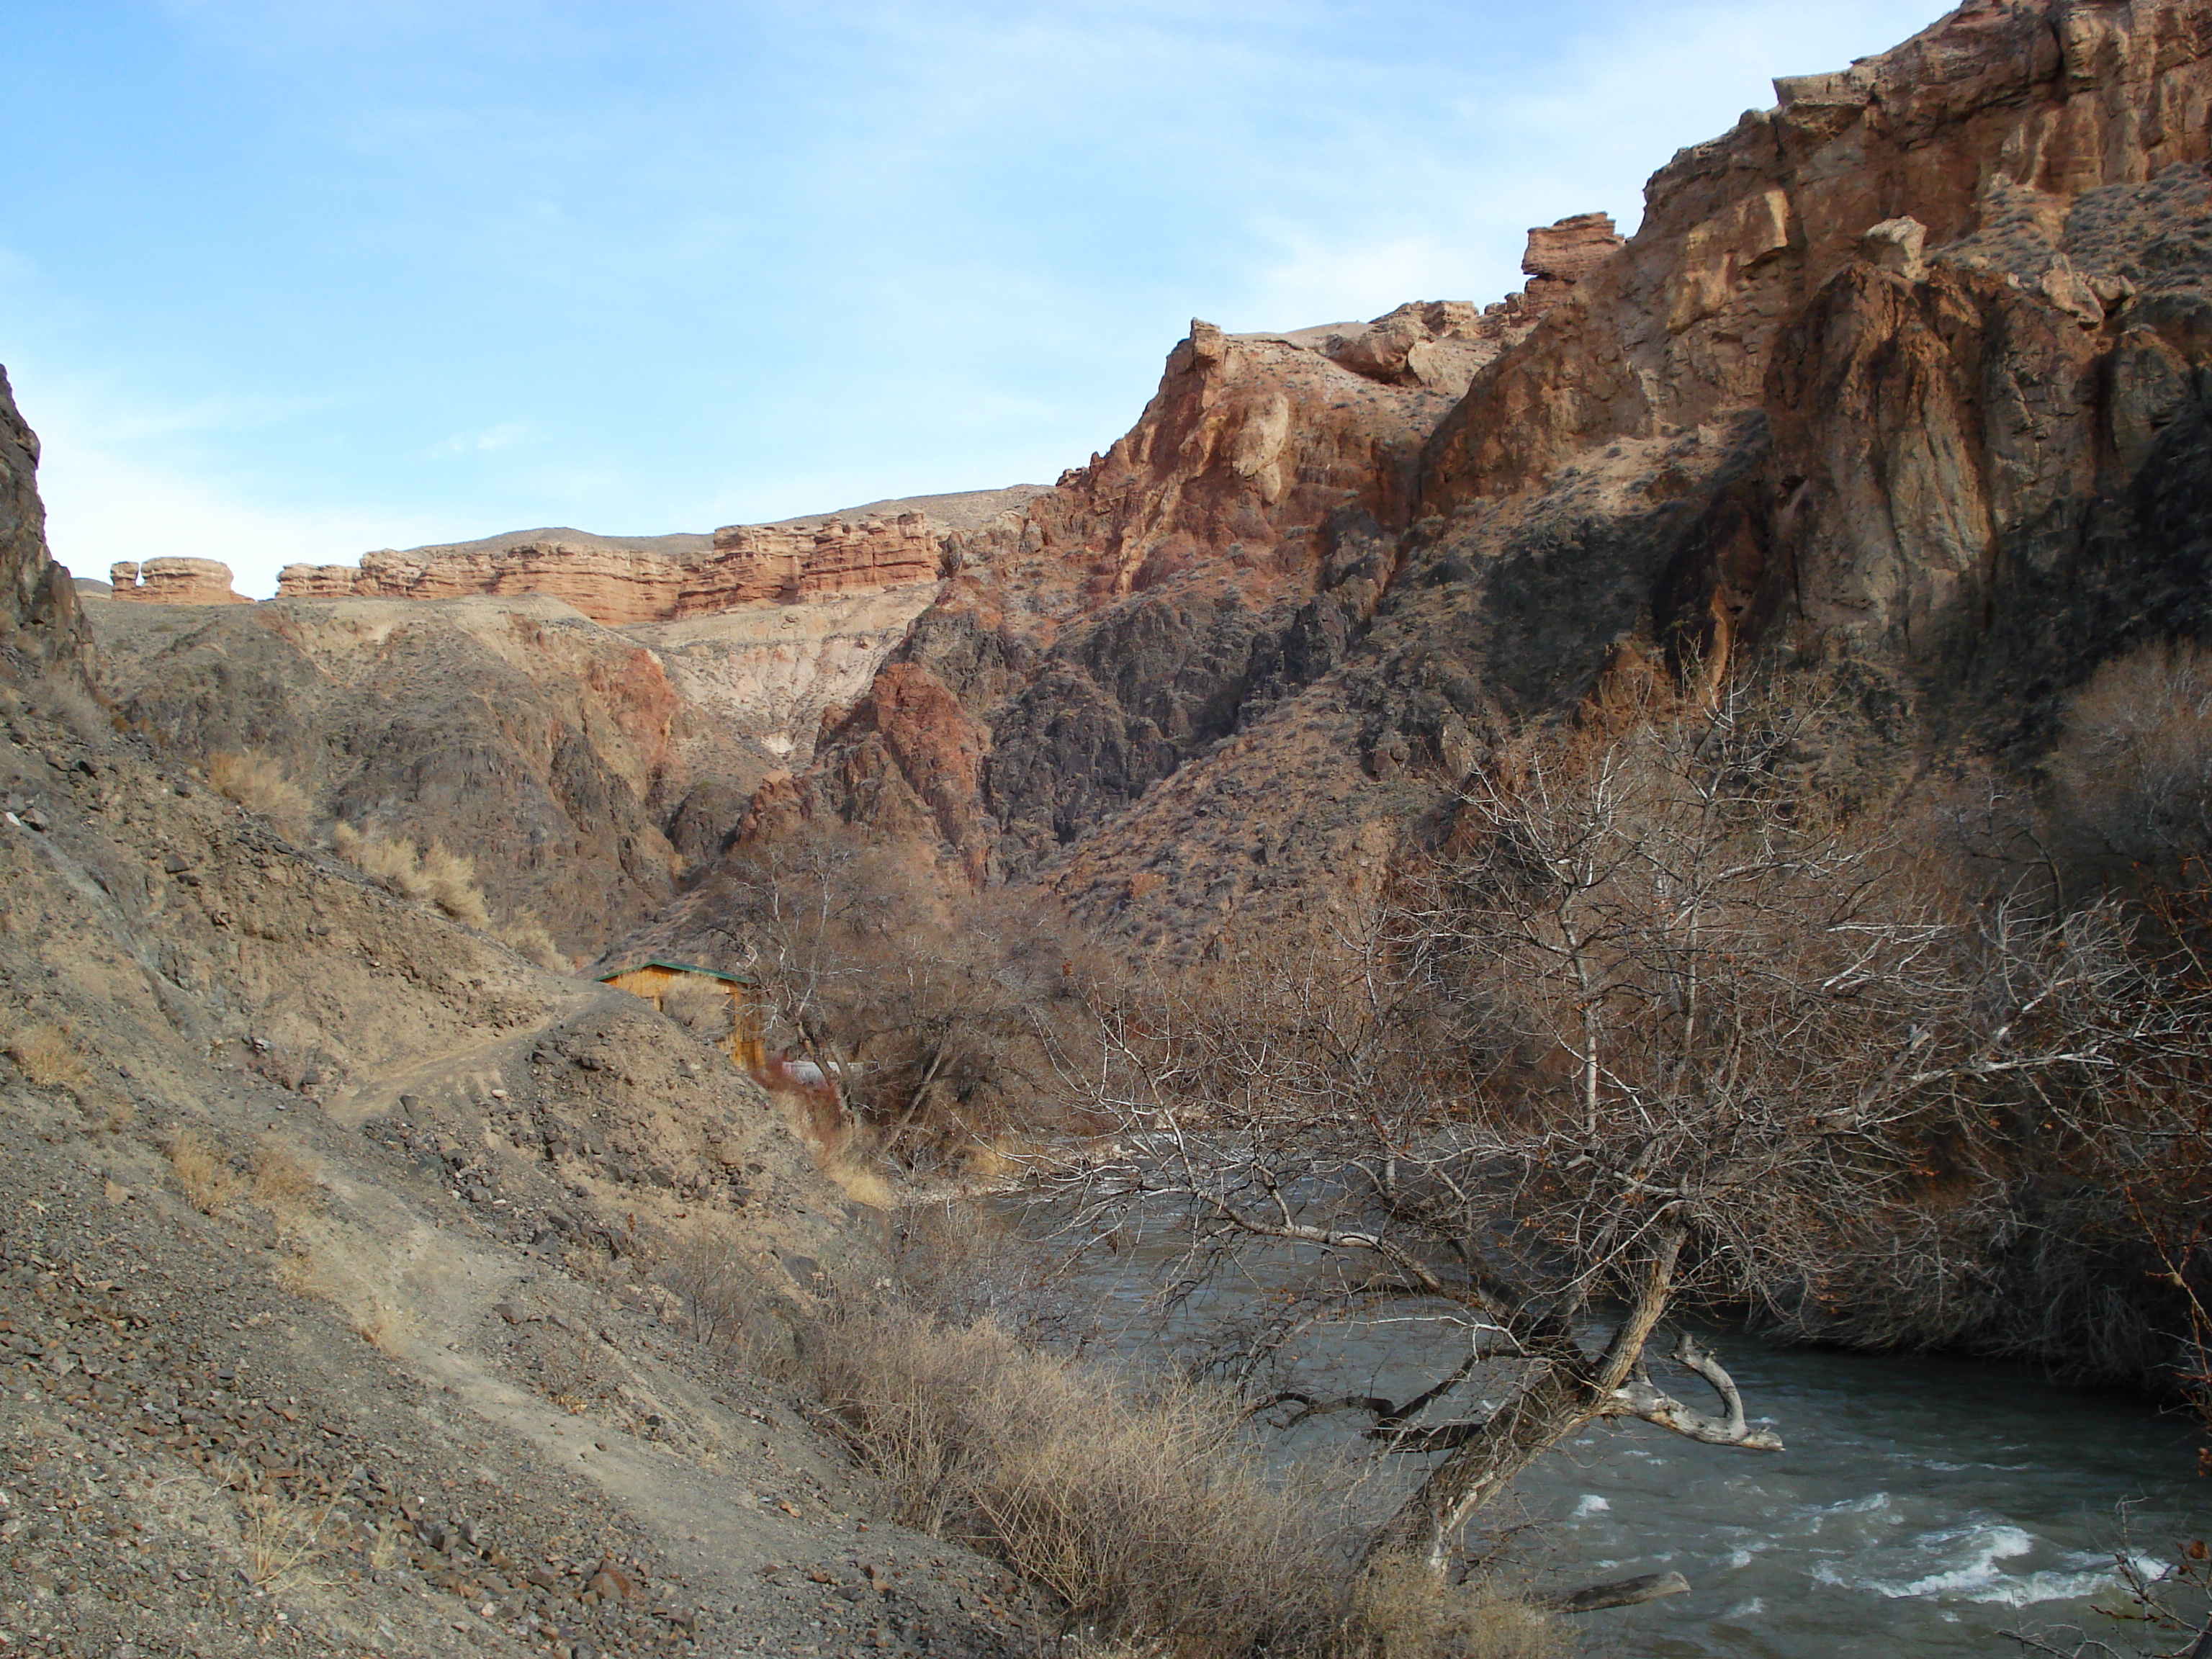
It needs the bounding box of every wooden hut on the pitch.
[595,960,765,1069]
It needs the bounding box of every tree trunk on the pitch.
[1359,1351,1607,1573]
[1362,1228,1684,1575]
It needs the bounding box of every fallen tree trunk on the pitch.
[1528,1570,1691,1614]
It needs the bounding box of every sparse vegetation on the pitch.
[165,1125,238,1215]
[656,1222,771,1357]
[220,1458,338,1590]
[2,1020,89,1091]
[791,1292,1559,1659]
[698,824,1110,1169]
[207,750,312,840]
[249,1134,321,1233]
[499,917,570,971]
[330,817,562,953]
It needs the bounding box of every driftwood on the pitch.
[1527,1570,1691,1614]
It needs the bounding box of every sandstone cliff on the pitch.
[108,557,251,605]
[736,0,2212,960]
[276,505,991,625]
[738,215,1630,884]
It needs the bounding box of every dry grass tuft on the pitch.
[499,915,570,971]
[799,1300,1324,1655]
[208,752,311,839]
[420,840,489,926]
[3,1022,89,1091]
[220,1460,337,1589]
[166,1127,238,1214]
[822,1154,895,1209]
[793,1295,1562,1658]
[359,832,432,900]
[1339,1557,1568,1659]
[250,1136,321,1233]
[330,822,498,927]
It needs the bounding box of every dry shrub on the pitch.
[420,840,489,926]
[1339,1557,1566,1659]
[358,830,431,899]
[166,1127,238,1214]
[3,1022,89,1091]
[792,1298,1544,1659]
[663,978,734,1043]
[250,1136,320,1232]
[500,916,569,971]
[2051,639,2212,881]
[208,752,311,839]
[529,1307,616,1413]
[331,822,496,927]
[656,1224,771,1356]
[217,1458,337,1589]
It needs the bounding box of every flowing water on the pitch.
[997,1199,2206,1657]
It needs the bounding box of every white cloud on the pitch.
[429,419,535,456]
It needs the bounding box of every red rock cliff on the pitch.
[108,559,251,606]
[275,513,943,626]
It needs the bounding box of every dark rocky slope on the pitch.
[0,374,1038,1658]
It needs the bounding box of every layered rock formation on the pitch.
[107,557,251,605]
[278,511,947,625]
[737,214,1640,883]
[737,0,2212,958]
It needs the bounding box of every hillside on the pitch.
[0,370,1040,1657]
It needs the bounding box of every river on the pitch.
[991,1197,2206,1658]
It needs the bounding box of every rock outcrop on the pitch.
[735,209,1636,884]
[738,0,2212,956]
[107,557,252,605]
[279,513,946,625]
[0,367,91,683]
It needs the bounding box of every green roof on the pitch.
[596,959,755,986]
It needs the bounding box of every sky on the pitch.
[1,1,1946,597]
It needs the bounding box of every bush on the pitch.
[2,1022,89,1092]
[419,841,489,927]
[498,917,570,972]
[2050,639,2212,883]
[354,830,431,899]
[208,752,311,840]
[330,822,496,926]
[166,1127,238,1215]
[791,1297,1560,1658]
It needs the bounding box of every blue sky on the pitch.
[1,1,1943,595]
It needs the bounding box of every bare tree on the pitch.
[1055,679,2170,1578]
[682,824,1105,1161]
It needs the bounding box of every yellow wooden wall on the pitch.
[601,968,764,1070]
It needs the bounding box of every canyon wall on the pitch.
[737,0,2212,956]
[739,216,1629,883]
[276,512,944,625]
